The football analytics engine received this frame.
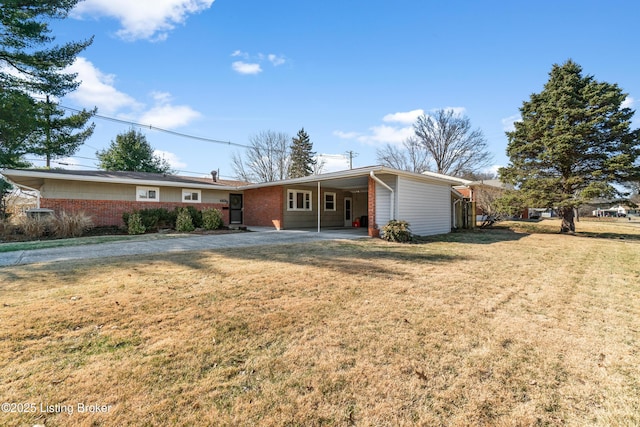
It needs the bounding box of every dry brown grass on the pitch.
[1,220,639,426]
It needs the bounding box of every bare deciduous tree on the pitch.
[232,130,291,182]
[414,109,492,176]
[376,137,430,173]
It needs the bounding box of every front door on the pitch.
[344,197,352,227]
[229,193,243,224]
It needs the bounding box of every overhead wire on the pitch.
[32,98,251,149]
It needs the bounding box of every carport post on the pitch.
[317,181,321,232]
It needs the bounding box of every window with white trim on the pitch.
[287,189,312,211]
[136,186,159,202]
[182,189,201,203]
[324,192,336,211]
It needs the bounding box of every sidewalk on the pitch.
[0,228,369,267]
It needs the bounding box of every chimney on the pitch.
[210,170,218,182]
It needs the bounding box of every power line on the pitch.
[42,101,251,149]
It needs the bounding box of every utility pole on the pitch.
[345,150,358,169]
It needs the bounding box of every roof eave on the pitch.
[1,169,237,190]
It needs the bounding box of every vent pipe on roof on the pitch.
[211,170,218,182]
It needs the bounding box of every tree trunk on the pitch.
[559,207,575,234]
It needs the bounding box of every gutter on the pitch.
[2,176,41,208]
[369,171,395,220]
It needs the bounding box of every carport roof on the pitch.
[240,165,464,190]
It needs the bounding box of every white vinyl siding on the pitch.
[396,176,451,236]
[374,175,397,228]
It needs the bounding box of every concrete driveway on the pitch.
[0,228,369,267]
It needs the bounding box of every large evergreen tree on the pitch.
[288,128,316,178]
[30,96,96,167]
[97,129,173,174]
[0,0,92,97]
[0,89,37,168]
[1,0,94,169]
[500,60,640,233]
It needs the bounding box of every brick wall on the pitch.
[40,199,229,227]
[243,186,283,229]
[367,176,379,237]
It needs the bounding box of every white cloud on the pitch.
[622,96,635,109]
[383,109,424,124]
[139,92,201,128]
[65,57,140,114]
[333,130,361,140]
[65,59,200,129]
[268,54,286,66]
[367,125,414,145]
[435,106,466,117]
[501,114,521,132]
[232,61,262,75]
[317,154,350,173]
[73,0,215,41]
[334,111,416,147]
[231,51,286,74]
[154,150,187,169]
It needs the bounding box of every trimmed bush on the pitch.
[202,208,223,230]
[381,219,413,243]
[123,208,175,231]
[51,211,94,238]
[127,212,146,235]
[175,207,195,232]
[183,205,203,228]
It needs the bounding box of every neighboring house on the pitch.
[2,165,468,237]
[453,179,512,222]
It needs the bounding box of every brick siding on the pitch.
[40,199,229,227]
[243,186,283,229]
[367,176,379,237]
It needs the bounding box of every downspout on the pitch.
[317,181,321,233]
[452,198,461,229]
[369,171,394,220]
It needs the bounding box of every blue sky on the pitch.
[36,0,640,179]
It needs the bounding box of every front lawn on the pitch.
[1,222,639,426]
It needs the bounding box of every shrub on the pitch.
[51,211,94,238]
[381,219,413,243]
[17,215,51,239]
[183,205,203,228]
[202,208,223,230]
[0,219,15,239]
[127,212,146,235]
[123,208,175,231]
[175,207,195,232]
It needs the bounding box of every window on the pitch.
[136,186,159,202]
[182,189,201,203]
[287,189,312,211]
[324,192,336,211]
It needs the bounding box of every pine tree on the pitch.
[1,0,94,168]
[288,128,316,178]
[29,96,96,167]
[500,60,640,233]
[0,0,93,97]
